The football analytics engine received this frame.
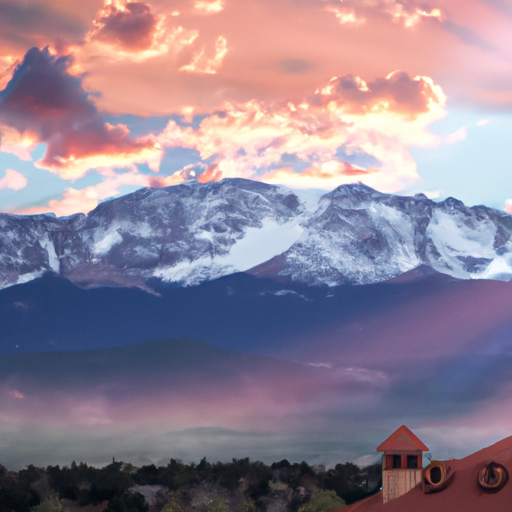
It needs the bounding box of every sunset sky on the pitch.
[0,0,511,217]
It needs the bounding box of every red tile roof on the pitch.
[348,435,512,512]
[376,425,429,452]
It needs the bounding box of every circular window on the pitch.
[422,461,453,494]
[478,462,508,493]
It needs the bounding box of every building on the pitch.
[376,425,429,504]
[340,432,512,512]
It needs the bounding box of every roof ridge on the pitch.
[376,425,429,452]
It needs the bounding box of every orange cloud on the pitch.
[157,71,446,191]
[0,169,28,190]
[0,55,19,90]
[262,163,379,189]
[197,163,222,183]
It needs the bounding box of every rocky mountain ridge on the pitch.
[1,178,511,290]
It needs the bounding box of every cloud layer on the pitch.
[0,0,510,213]
[1,47,447,216]
[156,71,446,192]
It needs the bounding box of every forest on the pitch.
[0,457,381,512]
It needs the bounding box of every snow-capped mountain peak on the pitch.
[0,178,511,290]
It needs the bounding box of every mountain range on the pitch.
[1,178,511,291]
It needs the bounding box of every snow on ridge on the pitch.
[280,186,326,213]
[154,218,304,285]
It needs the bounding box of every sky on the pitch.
[0,0,511,217]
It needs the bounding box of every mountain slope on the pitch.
[250,183,512,285]
[3,270,512,367]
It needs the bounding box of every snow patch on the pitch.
[93,227,123,256]
[40,234,60,273]
[478,256,512,281]
[427,211,498,278]
[273,289,309,300]
[428,211,496,257]
[16,270,44,285]
[371,204,419,270]
[228,218,303,271]
[154,218,304,285]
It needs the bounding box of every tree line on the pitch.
[0,457,381,512]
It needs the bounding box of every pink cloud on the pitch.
[325,7,366,26]
[194,0,225,15]
[419,381,512,458]
[445,127,467,144]
[91,1,158,50]
[0,0,93,59]
[309,71,445,118]
[0,355,385,432]
[197,163,222,183]
[38,0,478,118]
[179,35,227,74]
[0,169,28,190]
[505,200,512,215]
[14,170,184,216]
[324,0,443,28]
[78,0,228,72]
[0,124,39,160]
[84,0,194,63]
[305,279,512,369]
[0,47,162,179]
